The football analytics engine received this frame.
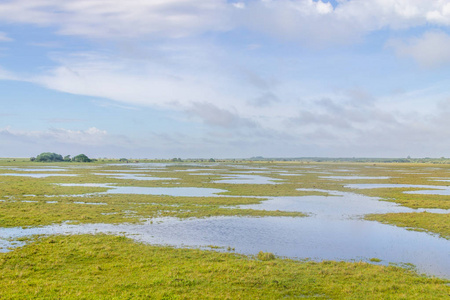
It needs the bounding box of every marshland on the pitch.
[0,158,449,299]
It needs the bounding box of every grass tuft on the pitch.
[257,251,276,261]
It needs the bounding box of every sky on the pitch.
[1,0,450,159]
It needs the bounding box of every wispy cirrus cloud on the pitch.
[0,32,12,42]
[0,66,17,80]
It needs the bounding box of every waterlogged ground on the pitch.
[0,159,449,296]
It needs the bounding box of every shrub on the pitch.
[257,251,275,261]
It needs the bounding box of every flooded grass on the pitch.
[365,212,450,239]
[0,234,448,299]
[1,161,449,237]
[347,187,450,209]
[0,160,449,294]
[0,194,306,228]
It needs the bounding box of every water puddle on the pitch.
[322,176,391,180]
[239,190,449,217]
[231,170,274,174]
[189,173,217,176]
[332,169,359,172]
[0,216,448,278]
[174,168,220,173]
[93,173,176,181]
[106,163,215,170]
[57,183,227,197]
[73,201,108,205]
[404,189,450,196]
[277,173,303,176]
[106,163,170,169]
[346,183,449,190]
[0,167,68,172]
[213,174,283,185]
[430,179,450,184]
[0,173,77,178]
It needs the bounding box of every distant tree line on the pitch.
[30,152,93,162]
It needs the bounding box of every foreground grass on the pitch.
[366,212,450,240]
[0,234,448,299]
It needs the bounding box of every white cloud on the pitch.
[185,102,256,128]
[18,45,450,141]
[240,0,350,45]
[237,0,450,45]
[232,2,246,9]
[0,126,143,158]
[24,48,308,134]
[0,0,232,39]
[32,50,235,110]
[0,66,17,80]
[387,31,450,68]
[426,2,450,25]
[0,126,108,146]
[315,0,333,14]
[280,94,450,157]
[0,32,12,42]
[0,1,450,44]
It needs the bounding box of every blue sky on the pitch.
[2,0,450,158]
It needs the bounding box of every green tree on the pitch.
[35,152,64,162]
[72,154,91,162]
[64,155,71,162]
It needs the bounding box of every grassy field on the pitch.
[0,159,449,298]
[0,234,448,299]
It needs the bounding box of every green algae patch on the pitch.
[366,212,450,240]
[0,234,448,299]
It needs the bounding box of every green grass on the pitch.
[0,234,448,299]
